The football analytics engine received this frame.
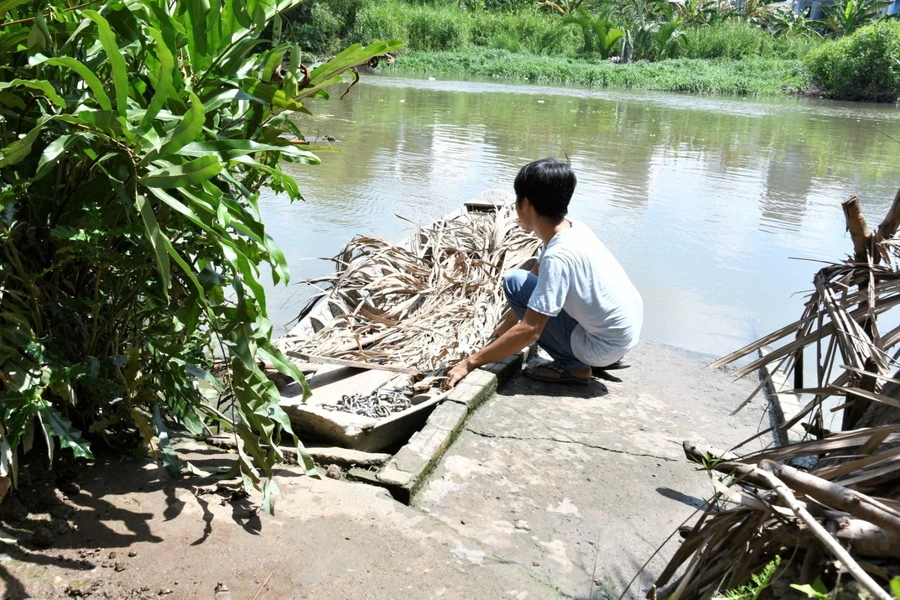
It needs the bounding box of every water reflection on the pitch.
[260,75,900,359]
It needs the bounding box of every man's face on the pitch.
[515,197,532,233]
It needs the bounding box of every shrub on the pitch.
[469,10,579,54]
[354,2,411,46]
[679,22,777,58]
[805,20,900,101]
[677,22,823,59]
[294,3,345,55]
[0,0,399,512]
[405,4,472,50]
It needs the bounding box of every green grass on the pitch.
[351,0,581,55]
[384,48,811,96]
[677,22,822,60]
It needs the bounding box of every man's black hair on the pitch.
[514,158,576,222]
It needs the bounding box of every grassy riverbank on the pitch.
[288,0,899,101]
[382,49,809,96]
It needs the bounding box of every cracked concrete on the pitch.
[416,341,770,599]
[464,427,679,462]
[2,342,769,600]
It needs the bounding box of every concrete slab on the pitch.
[416,341,770,599]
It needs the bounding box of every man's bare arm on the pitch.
[444,309,548,388]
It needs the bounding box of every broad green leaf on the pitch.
[0,0,29,19]
[152,404,182,476]
[202,89,263,113]
[141,28,175,129]
[233,0,253,29]
[263,234,289,285]
[36,134,78,180]
[230,155,303,199]
[0,79,65,108]
[308,41,403,88]
[257,341,309,399]
[178,139,319,161]
[140,155,223,188]
[0,123,44,168]
[136,194,171,299]
[38,57,112,111]
[261,477,279,515]
[889,577,900,600]
[84,11,129,117]
[65,110,132,139]
[161,235,212,316]
[154,92,204,159]
[35,11,52,49]
[272,12,282,43]
[0,91,25,110]
[27,23,47,52]
[185,1,210,71]
[262,45,288,82]
[37,400,93,460]
[242,80,303,111]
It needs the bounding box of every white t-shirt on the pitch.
[527,220,643,366]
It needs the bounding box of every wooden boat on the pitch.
[274,189,538,452]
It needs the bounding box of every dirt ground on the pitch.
[1,342,768,600]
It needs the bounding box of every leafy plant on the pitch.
[675,0,729,26]
[546,6,624,58]
[789,578,828,599]
[767,6,820,37]
[715,556,782,600]
[540,0,586,15]
[0,0,400,513]
[816,0,892,36]
[619,0,684,61]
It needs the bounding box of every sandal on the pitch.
[523,364,590,386]
[591,361,630,377]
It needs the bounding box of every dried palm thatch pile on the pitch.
[650,190,900,600]
[280,205,540,375]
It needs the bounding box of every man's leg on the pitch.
[503,270,589,374]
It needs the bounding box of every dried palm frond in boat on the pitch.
[280,202,541,376]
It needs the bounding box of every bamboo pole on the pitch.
[841,196,877,430]
[757,462,892,600]
[874,186,900,244]
[766,461,900,536]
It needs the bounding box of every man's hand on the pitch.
[443,361,471,390]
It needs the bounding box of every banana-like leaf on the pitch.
[84,11,129,117]
[136,194,171,299]
[33,56,112,110]
[154,92,205,159]
[0,122,44,168]
[141,155,224,188]
[152,404,182,476]
[141,27,175,129]
[178,139,319,162]
[0,78,65,108]
[35,134,79,180]
[0,0,29,19]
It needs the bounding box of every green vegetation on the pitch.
[287,0,900,100]
[715,556,781,600]
[383,49,809,95]
[0,0,399,512]
[805,20,900,101]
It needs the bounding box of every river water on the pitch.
[260,75,900,363]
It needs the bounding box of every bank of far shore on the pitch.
[383,49,812,97]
